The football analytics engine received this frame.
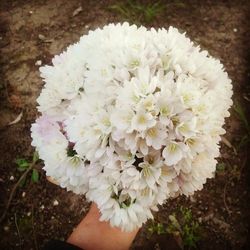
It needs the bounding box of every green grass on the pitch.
[147,207,201,249]
[216,162,226,172]
[233,102,250,149]
[108,0,166,24]
[147,221,166,236]
[167,207,201,249]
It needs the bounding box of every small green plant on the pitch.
[0,152,40,223]
[16,151,40,186]
[108,0,166,24]
[233,102,250,149]
[230,164,241,181]
[167,207,201,249]
[147,220,166,236]
[216,162,226,172]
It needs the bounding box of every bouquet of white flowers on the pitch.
[31,23,232,231]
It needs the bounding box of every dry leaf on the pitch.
[8,112,23,125]
[47,176,59,185]
[221,136,237,154]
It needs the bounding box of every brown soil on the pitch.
[0,0,250,249]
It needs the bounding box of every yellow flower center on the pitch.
[183,93,191,103]
[179,123,189,133]
[168,143,177,153]
[148,127,157,138]
[142,164,152,178]
[160,106,170,116]
[196,104,206,113]
[138,115,146,124]
[141,187,150,196]
[102,117,111,127]
[171,116,179,126]
[186,138,195,146]
[69,156,81,166]
[130,59,140,67]
[144,100,153,110]
[101,69,107,76]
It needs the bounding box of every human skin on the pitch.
[67,203,140,250]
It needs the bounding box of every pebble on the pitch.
[85,25,89,29]
[203,212,214,222]
[29,10,33,14]
[189,196,196,203]
[22,192,26,198]
[35,60,42,66]
[233,28,237,32]
[53,200,59,206]
[9,176,14,181]
[40,205,45,210]
[72,6,83,17]
[38,34,46,41]
[27,211,31,217]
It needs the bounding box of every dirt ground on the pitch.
[0,0,250,249]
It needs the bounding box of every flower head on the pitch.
[31,22,233,232]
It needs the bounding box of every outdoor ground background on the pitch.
[0,0,250,249]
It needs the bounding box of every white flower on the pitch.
[139,162,161,189]
[93,109,112,135]
[138,94,156,112]
[156,95,173,125]
[175,115,197,138]
[110,107,134,132]
[133,67,157,96]
[37,87,61,112]
[162,141,187,166]
[144,123,168,150]
[131,110,156,131]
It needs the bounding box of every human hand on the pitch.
[47,177,140,250]
[67,202,139,250]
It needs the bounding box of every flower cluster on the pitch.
[31,23,233,231]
